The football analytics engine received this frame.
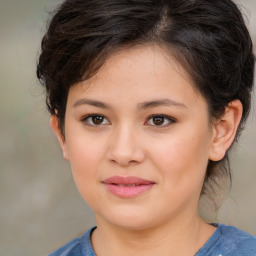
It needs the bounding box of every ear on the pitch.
[209,100,243,161]
[50,115,70,161]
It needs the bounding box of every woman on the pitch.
[37,0,256,255]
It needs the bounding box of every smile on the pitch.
[103,176,155,198]
[116,184,139,187]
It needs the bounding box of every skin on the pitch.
[51,45,242,256]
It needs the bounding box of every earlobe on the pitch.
[50,115,70,161]
[209,100,243,161]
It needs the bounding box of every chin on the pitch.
[96,205,164,231]
[111,218,155,231]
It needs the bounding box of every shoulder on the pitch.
[197,224,256,256]
[48,227,96,256]
[218,224,256,255]
[48,237,81,256]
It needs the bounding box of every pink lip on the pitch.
[103,176,155,198]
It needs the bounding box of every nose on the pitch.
[107,125,146,167]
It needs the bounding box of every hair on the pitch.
[37,0,255,199]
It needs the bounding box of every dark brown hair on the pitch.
[37,0,255,197]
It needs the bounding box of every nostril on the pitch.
[110,158,137,167]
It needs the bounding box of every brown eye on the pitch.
[82,114,110,126]
[146,115,175,127]
[152,116,165,126]
[92,115,104,125]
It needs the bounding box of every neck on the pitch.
[92,215,216,256]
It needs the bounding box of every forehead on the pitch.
[94,45,194,85]
[67,45,205,109]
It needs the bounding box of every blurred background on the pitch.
[0,0,255,255]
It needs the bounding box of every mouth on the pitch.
[102,176,155,198]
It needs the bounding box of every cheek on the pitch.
[68,141,99,170]
[65,133,106,195]
[149,128,211,186]
[67,141,103,209]
[66,127,106,169]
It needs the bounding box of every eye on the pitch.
[145,114,175,127]
[82,114,110,126]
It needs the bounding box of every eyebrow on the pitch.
[73,98,187,109]
[73,99,111,109]
[137,98,187,109]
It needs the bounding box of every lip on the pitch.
[102,176,155,198]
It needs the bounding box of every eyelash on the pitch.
[81,114,176,127]
[145,114,176,127]
[81,114,110,126]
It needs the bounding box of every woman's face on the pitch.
[57,45,217,230]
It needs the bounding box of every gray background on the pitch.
[0,0,255,255]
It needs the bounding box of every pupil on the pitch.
[93,116,103,124]
[153,117,164,125]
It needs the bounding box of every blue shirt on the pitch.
[48,224,256,255]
